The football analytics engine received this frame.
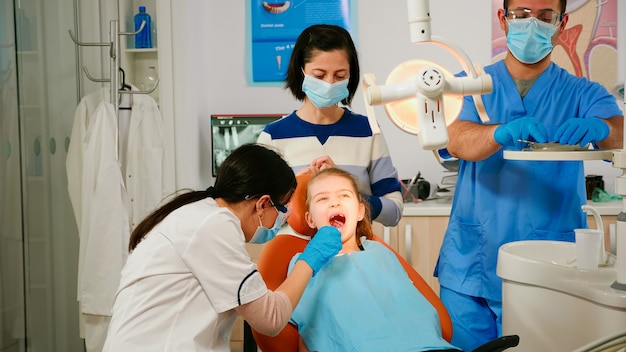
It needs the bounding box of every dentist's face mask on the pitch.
[302,73,349,109]
[249,200,291,244]
[506,17,557,64]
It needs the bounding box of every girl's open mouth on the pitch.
[329,214,345,228]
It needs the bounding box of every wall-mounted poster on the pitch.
[492,0,618,92]
[246,0,356,85]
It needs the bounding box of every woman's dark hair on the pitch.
[129,143,296,251]
[503,0,566,13]
[285,24,360,106]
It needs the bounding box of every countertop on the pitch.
[402,199,624,217]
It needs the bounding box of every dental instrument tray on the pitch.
[504,139,615,160]
[523,141,590,152]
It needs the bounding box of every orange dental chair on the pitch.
[250,174,518,352]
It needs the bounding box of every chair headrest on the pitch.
[287,173,316,237]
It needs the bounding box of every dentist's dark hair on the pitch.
[129,143,296,251]
[503,0,566,13]
[285,24,360,106]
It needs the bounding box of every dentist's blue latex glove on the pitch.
[553,117,609,146]
[298,226,342,276]
[494,117,549,150]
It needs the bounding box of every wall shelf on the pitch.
[125,48,157,53]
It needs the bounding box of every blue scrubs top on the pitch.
[435,61,623,301]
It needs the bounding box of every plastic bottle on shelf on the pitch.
[134,6,152,49]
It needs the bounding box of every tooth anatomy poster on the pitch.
[247,0,355,85]
[492,0,619,92]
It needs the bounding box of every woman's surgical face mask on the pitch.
[302,73,349,109]
[506,17,557,64]
[249,202,291,244]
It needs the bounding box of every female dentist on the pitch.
[102,143,342,351]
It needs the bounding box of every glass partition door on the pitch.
[0,0,24,350]
[1,0,83,350]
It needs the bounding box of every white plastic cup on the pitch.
[574,229,602,270]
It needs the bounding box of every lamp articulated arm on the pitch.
[362,0,492,150]
[365,67,491,149]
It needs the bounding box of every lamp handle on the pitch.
[362,74,382,135]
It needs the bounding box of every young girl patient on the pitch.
[288,168,461,352]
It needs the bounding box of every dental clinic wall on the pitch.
[169,1,625,193]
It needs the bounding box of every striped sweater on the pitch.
[257,109,403,226]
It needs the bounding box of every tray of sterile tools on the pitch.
[518,140,589,151]
[503,140,614,161]
[435,154,458,200]
[435,173,456,200]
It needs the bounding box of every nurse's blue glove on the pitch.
[553,117,609,146]
[494,117,548,149]
[299,226,342,276]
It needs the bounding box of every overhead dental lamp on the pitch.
[363,0,493,150]
[376,60,463,136]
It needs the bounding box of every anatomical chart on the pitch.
[492,0,619,93]
[247,0,353,84]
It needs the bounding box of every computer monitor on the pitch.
[210,114,284,176]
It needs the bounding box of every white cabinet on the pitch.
[119,0,159,102]
[394,216,447,295]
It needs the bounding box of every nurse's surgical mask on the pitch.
[249,200,291,244]
[506,17,557,64]
[302,73,349,109]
